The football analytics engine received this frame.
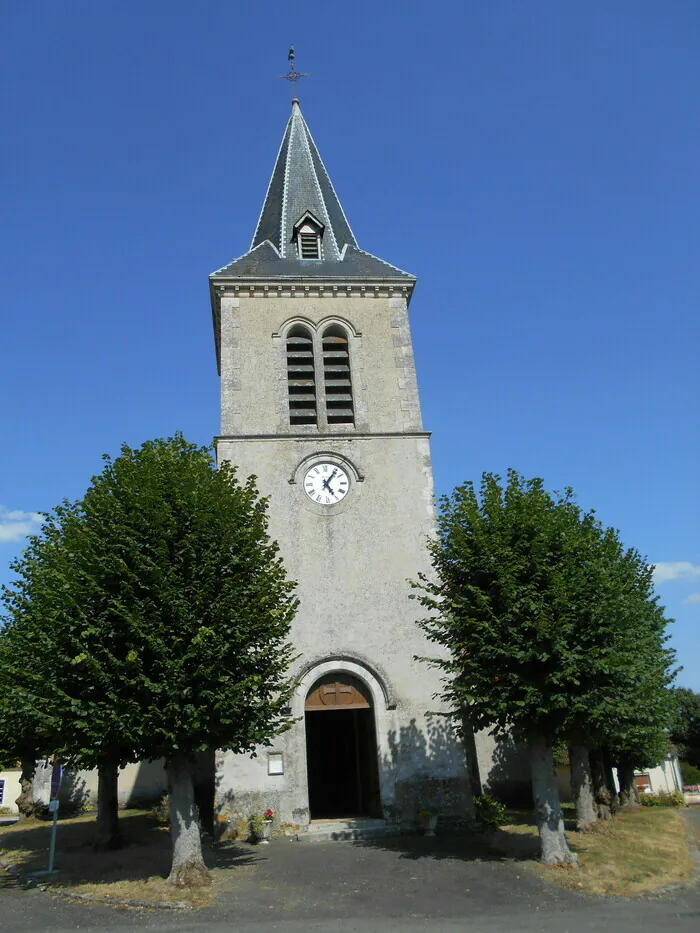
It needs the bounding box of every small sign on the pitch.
[48,799,59,813]
[268,753,284,775]
[50,762,63,800]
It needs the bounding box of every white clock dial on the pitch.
[303,462,350,505]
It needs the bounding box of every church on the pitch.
[18,87,534,828]
[209,95,476,835]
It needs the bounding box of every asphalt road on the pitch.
[1,811,698,933]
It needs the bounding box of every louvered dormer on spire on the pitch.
[251,100,355,261]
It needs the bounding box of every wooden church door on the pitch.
[305,674,381,819]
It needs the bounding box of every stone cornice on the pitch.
[215,431,431,442]
[210,279,414,300]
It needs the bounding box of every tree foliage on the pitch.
[670,687,700,767]
[1,500,133,773]
[2,435,297,763]
[415,470,675,751]
[563,530,676,770]
[416,471,595,742]
[1,435,298,877]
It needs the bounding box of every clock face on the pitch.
[303,462,350,505]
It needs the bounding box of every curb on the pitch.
[0,860,192,910]
[48,889,192,910]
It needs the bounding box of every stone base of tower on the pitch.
[213,658,475,839]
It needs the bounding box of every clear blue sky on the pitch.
[1,2,698,689]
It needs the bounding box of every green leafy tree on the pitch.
[1,435,298,885]
[669,687,700,768]
[0,512,86,821]
[561,531,675,820]
[1,501,138,846]
[599,590,675,813]
[0,662,59,817]
[680,760,700,785]
[414,470,586,864]
[414,470,675,862]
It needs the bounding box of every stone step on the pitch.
[296,818,397,843]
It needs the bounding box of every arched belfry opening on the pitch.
[305,673,381,819]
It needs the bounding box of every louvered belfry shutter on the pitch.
[286,328,317,425]
[322,327,354,425]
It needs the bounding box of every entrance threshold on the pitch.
[309,816,369,823]
[300,817,396,843]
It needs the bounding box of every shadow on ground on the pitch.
[349,824,541,863]
[0,812,262,888]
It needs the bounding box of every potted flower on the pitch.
[249,809,275,844]
[418,809,438,836]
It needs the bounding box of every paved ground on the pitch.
[1,811,699,933]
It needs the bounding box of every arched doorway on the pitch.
[305,673,382,819]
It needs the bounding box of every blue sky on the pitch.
[1,2,698,689]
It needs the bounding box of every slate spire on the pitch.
[210,102,414,281]
[251,100,357,260]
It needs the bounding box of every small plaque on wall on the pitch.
[268,753,284,775]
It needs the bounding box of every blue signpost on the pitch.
[47,762,62,873]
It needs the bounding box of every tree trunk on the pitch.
[93,761,123,851]
[617,759,639,809]
[530,737,578,865]
[16,757,38,819]
[461,717,483,796]
[603,748,619,814]
[166,755,211,887]
[192,750,216,838]
[569,745,597,830]
[589,749,612,820]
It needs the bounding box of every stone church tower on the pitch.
[210,100,473,833]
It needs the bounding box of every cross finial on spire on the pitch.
[279,46,309,102]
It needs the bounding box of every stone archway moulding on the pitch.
[293,656,396,718]
[273,315,362,341]
[289,450,365,486]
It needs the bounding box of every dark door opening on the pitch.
[305,706,381,819]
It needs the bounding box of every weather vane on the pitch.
[279,46,308,101]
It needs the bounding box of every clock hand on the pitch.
[322,470,338,494]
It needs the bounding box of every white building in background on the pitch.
[556,752,684,803]
[0,767,21,814]
[29,760,167,811]
[634,754,683,796]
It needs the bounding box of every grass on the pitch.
[493,806,695,897]
[0,810,259,908]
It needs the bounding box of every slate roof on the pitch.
[210,101,415,283]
